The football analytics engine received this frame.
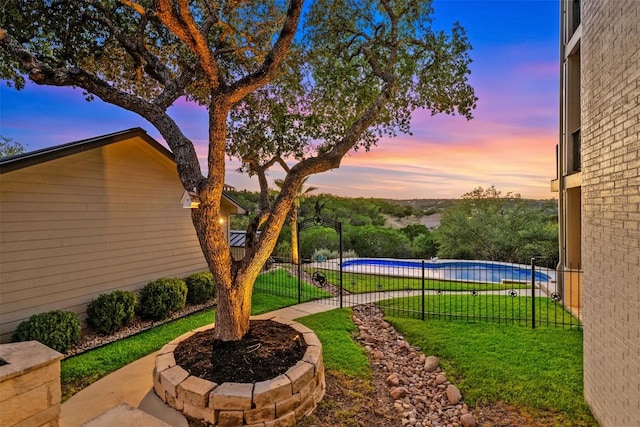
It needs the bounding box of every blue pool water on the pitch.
[341,258,551,284]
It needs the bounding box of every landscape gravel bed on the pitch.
[352,303,477,427]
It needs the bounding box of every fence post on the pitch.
[421,259,425,321]
[297,257,302,304]
[531,257,536,329]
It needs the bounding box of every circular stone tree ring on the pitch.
[153,317,325,426]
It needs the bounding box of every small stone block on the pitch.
[316,363,325,385]
[285,361,315,394]
[312,377,326,403]
[210,382,254,410]
[159,365,189,397]
[298,377,316,402]
[169,331,195,345]
[289,323,314,335]
[153,374,165,402]
[268,410,296,427]
[269,316,295,325]
[165,392,184,411]
[302,345,322,373]
[178,375,216,408]
[244,404,275,424]
[216,410,244,426]
[182,402,206,421]
[245,423,267,427]
[276,393,301,418]
[253,375,292,408]
[155,352,176,374]
[295,394,316,419]
[301,332,321,347]
[157,344,177,356]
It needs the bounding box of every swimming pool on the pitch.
[341,258,552,284]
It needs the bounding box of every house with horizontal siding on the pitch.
[0,128,246,343]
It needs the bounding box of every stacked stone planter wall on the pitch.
[0,341,64,427]
[153,316,325,427]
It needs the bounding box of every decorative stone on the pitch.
[390,386,408,400]
[276,392,301,418]
[159,365,189,397]
[217,410,244,426]
[387,373,400,386]
[446,384,462,405]
[210,382,254,410]
[254,375,292,408]
[244,404,275,424]
[435,374,447,385]
[177,375,216,407]
[285,361,314,393]
[424,356,439,372]
[461,413,477,427]
[301,332,322,347]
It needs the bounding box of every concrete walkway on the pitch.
[60,301,336,427]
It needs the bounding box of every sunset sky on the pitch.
[0,0,560,200]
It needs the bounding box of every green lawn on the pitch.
[254,268,333,302]
[386,316,596,426]
[297,309,370,377]
[62,286,595,427]
[378,294,581,328]
[309,268,529,294]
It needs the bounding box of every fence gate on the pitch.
[297,204,344,307]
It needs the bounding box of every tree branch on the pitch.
[155,0,220,86]
[227,0,303,104]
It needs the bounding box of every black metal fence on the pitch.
[253,257,582,329]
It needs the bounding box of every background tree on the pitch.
[274,177,317,264]
[1,0,476,341]
[0,135,26,157]
[435,186,558,264]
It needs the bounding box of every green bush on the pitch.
[86,290,137,335]
[185,272,216,304]
[11,310,81,353]
[138,278,187,321]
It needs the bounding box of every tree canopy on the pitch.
[0,135,26,157]
[435,186,558,265]
[1,0,477,340]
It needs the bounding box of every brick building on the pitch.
[553,1,639,425]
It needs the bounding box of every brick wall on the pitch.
[581,0,640,425]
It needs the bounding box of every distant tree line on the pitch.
[227,186,558,265]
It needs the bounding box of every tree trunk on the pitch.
[290,209,300,265]
[213,274,252,341]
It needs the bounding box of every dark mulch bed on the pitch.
[174,319,307,384]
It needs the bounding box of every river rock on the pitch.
[446,384,462,405]
[390,386,409,400]
[461,413,477,427]
[424,356,440,372]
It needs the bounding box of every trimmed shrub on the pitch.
[185,272,216,304]
[138,278,187,321]
[11,310,81,353]
[86,290,138,335]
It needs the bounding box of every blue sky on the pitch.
[0,0,560,199]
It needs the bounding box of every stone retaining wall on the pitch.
[153,317,325,426]
[0,341,64,427]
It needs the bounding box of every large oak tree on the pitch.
[1,0,476,341]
